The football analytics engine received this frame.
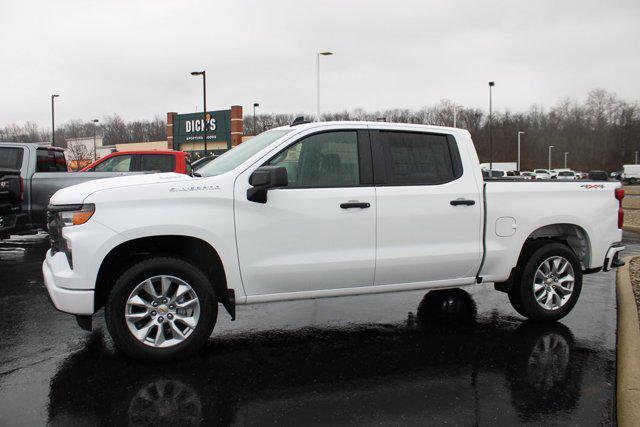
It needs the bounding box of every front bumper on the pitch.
[43,249,94,315]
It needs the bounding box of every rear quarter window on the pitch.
[37,149,67,172]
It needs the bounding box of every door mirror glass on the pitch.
[247,166,288,203]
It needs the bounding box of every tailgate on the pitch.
[0,169,22,214]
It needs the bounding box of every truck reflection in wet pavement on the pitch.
[47,289,600,426]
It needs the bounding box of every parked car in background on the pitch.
[621,164,640,184]
[520,171,535,180]
[482,169,505,179]
[611,171,622,181]
[192,155,218,171]
[533,169,551,179]
[82,150,192,175]
[479,162,517,173]
[43,121,625,360]
[588,170,609,181]
[0,142,147,236]
[556,171,578,180]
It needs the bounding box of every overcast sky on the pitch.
[1,0,639,127]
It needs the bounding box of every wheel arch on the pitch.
[524,223,591,269]
[94,235,235,319]
[495,223,590,294]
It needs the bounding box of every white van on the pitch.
[622,165,640,184]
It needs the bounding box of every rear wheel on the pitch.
[508,242,582,321]
[105,257,217,361]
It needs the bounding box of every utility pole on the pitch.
[253,103,259,136]
[316,51,333,121]
[564,151,569,169]
[517,131,524,171]
[92,119,99,161]
[51,94,60,146]
[190,71,207,153]
[453,104,457,128]
[489,82,495,169]
[548,145,554,171]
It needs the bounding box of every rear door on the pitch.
[371,128,482,286]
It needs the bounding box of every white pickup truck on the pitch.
[43,122,626,360]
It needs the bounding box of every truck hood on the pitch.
[50,173,192,205]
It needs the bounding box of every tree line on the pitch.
[2,89,639,172]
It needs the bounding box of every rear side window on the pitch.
[37,149,67,172]
[0,147,23,169]
[378,131,461,185]
[93,155,133,172]
[140,154,175,172]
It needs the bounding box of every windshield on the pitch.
[197,129,293,177]
[559,172,573,176]
[534,169,547,173]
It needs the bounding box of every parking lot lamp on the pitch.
[317,52,333,121]
[489,82,495,169]
[517,131,524,171]
[92,119,99,161]
[548,145,555,170]
[51,94,60,146]
[636,151,638,165]
[564,152,569,169]
[190,71,207,153]
[453,103,457,128]
[253,103,259,136]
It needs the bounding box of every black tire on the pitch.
[105,257,217,361]
[508,242,582,321]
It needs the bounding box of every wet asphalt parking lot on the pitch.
[1,232,639,426]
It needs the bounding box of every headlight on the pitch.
[57,204,95,227]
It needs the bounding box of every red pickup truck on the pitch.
[81,150,192,174]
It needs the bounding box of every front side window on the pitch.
[267,131,359,188]
[140,154,175,172]
[379,131,459,185]
[93,155,133,172]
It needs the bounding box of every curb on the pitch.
[622,225,640,234]
[616,256,640,426]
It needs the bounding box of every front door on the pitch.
[234,128,376,297]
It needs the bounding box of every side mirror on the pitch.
[247,166,288,203]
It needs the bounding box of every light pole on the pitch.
[548,145,554,171]
[489,82,495,169]
[564,151,569,169]
[190,71,207,153]
[636,151,638,165]
[51,94,60,146]
[517,131,524,171]
[453,103,457,128]
[92,119,99,161]
[253,103,259,136]
[317,51,333,121]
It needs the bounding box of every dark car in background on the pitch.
[588,170,609,181]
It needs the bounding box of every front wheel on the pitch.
[508,242,582,321]
[105,257,217,361]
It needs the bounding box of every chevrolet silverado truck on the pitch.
[0,142,149,237]
[42,122,626,360]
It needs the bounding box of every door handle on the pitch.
[450,199,475,206]
[340,202,370,209]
